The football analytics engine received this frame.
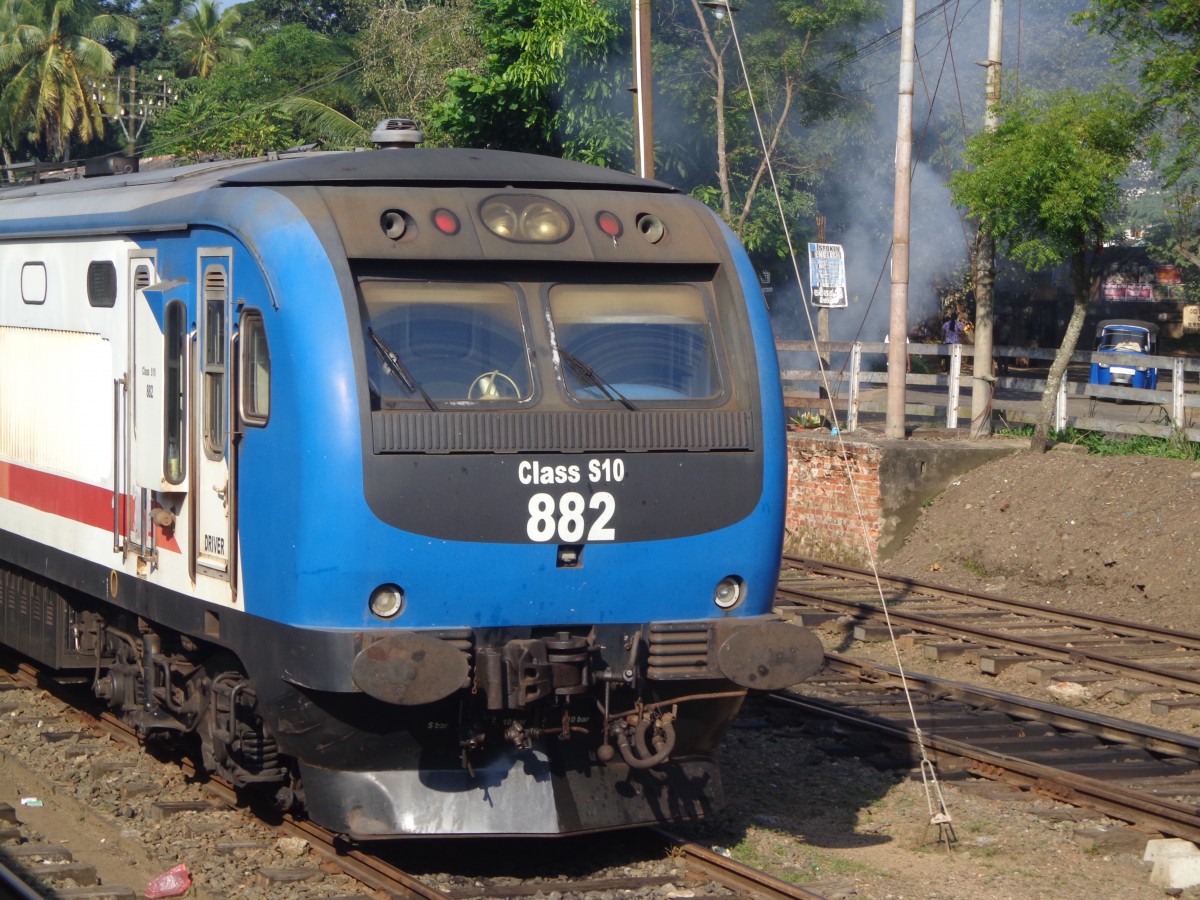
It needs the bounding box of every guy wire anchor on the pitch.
[918,757,957,850]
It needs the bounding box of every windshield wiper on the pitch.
[368,328,437,411]
[560,349,638,411]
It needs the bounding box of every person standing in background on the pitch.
[940,310,964,372]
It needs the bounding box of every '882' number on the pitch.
[527,491,616,542]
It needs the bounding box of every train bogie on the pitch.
[0,136,823,837]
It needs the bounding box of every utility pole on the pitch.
[95,67,175,156]
[817,214,830,400]
[969,0,1003,437]
[885,0,916,440]
[632,0,654,179]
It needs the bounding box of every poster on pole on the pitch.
[808,242,848,308]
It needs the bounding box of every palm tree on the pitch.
[0,0,136,160]
[170,0,251,79]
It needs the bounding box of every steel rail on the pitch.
[657,832,829,900]
[782,555,1200,648]
[779,558,1200,694]
[777,655,1200,843]
[5,658,825,900]
[6,660,450,899]
[818,654,1200,760]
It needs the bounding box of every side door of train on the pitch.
[122,248,237,606]
[194,250,235,593]
[124,253,161,560]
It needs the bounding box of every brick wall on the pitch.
[785,434,884,564]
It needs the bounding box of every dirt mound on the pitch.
[884,449,1200,628]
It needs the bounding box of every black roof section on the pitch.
[217,148,679,192]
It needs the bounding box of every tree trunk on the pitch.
[1029,249,1095,453]
[970,225,996,437]
[690,0,732,218]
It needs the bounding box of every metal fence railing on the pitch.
[777,340,1200,441]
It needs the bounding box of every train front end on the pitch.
[230,149,824,837]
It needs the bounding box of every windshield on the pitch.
[547,283,721,401]
[1100,329,1148,352]
[359,280,532,406]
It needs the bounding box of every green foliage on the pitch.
[169,0,251,78]
[353,0,482,145]
[236,0,365,39]
[147,24,352,155]
[653,0,882,260]
[996,425,1200,461]
[1126,168,1200,292]
[948,87,1150,273]
[428,0,627,160]
[101,0,187,73]
[0,0,137,159]
[148,90,287,157]
[1080,0,1200,183]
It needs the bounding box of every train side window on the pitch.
[163,300,188,485]
[87,261,118,307]
[239,311,270,426]
[21,262,47,304]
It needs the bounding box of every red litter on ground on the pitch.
[145,863,191,898]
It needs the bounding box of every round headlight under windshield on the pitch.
[713,576,745,610]
[369,583,406,619]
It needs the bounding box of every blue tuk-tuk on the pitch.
[1089,319,1159,390]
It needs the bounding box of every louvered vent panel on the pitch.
[373,410,753,454]
[647,622,716,680]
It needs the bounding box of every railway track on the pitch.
[773,555,1200,844]
[779,555,1200,703]
[776,655,1200,844]
[0,658,826,900]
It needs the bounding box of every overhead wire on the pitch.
[820,0,980,401]
[714,1,976,844]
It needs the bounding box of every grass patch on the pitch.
[729,828,884,883]
[963,557,989,578]
[995,425,1200,461]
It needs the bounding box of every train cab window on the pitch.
[87,261,118,307]
[358,279,533,406]
[163,300,188,485]
[21,262,47,304]
[547,284,721,402]
[239,311,270,426]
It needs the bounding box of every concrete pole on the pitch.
[632,0,654,179]
[817,215,830,401]
[969,0,1003,437]
[885,0,916,440]
[126,66,138,156]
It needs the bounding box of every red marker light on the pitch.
[596,211,622,239]
[432,209,460,235]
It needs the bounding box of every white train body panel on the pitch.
[0,237,239,610]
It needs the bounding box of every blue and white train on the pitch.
[0,124,822,837]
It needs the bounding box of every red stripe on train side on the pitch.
[0,460,181,553]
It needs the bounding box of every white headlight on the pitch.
[713,576,744,610]
[369,584,406,619]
